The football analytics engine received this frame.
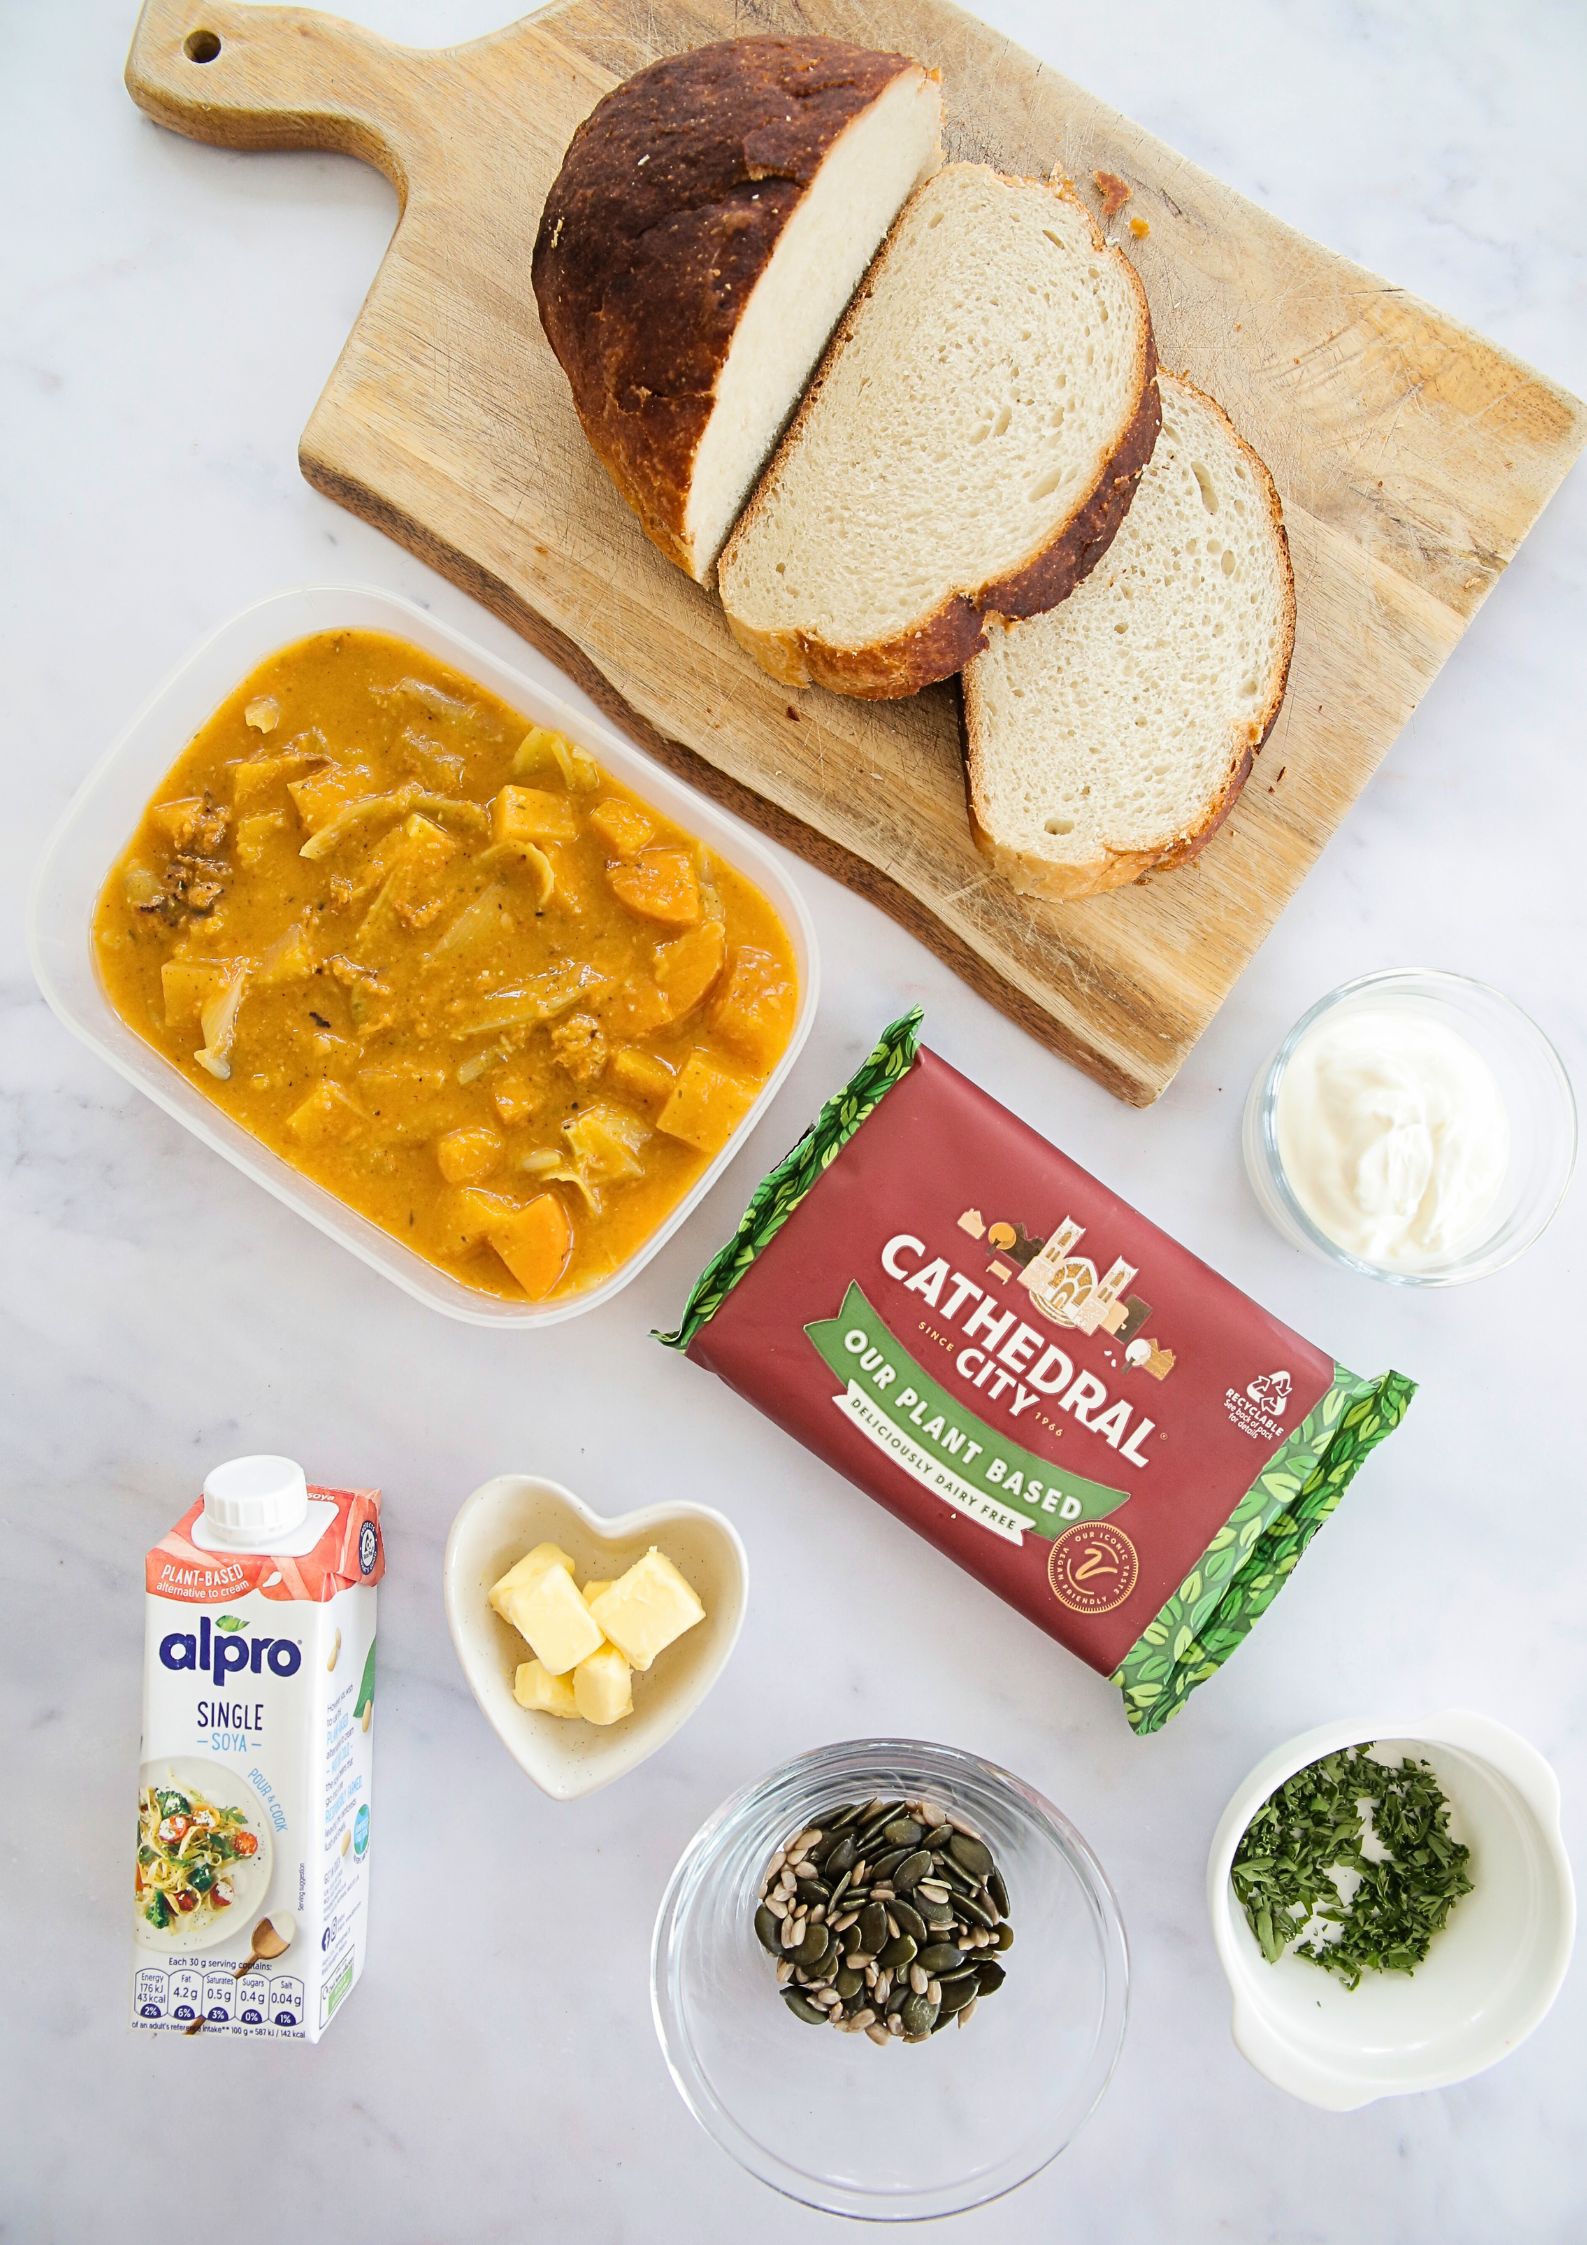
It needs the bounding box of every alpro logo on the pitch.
[159,1613,302,1681]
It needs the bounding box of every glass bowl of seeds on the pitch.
[651,1737,1128,2220]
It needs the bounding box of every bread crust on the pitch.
[962,374,1297,901]
[719,171,1161,699]
[532,37,932,582]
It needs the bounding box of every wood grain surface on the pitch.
[126,0,1586,1102]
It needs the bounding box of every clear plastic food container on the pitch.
[28,586,819,1325]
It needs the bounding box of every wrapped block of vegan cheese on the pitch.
[660,1014,1413,1733]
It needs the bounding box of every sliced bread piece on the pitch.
[532,37,942,584]
[963,373,1295,900]
[716,164,1160,698]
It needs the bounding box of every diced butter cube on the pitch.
[488,1542,575,1628]
[501,1561,604,1676]
[572,1642,633,1726]
[586,1548,705,1672]
[514,1659,579,1719]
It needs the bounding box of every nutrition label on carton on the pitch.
[134,1964,309,2035]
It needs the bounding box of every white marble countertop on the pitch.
[5,1,1585,2237]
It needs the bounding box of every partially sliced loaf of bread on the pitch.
[963,374,1295,900]
[716,164,1159,698]
[533,38,943,584]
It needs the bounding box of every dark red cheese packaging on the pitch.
[660,1012,1413,1732]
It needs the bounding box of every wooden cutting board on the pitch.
[126,0,1585,1102]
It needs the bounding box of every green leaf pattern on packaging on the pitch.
[1111,1366,1416,1733]
[655,1009,923,1352]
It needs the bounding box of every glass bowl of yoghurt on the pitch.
[1244,970,1575,1284]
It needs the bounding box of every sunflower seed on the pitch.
[956,1996,978,2029]
[867,2024,892,2046]
[908,1963,929,1996]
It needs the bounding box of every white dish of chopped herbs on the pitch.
[1206,1711,1574,2109]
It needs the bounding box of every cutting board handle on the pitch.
[125,0,431,188]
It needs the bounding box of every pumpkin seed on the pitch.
[821,1834,856,1879]
[923,1822,953,1850]
[859,1900,889,1955]
[918,1942,964,1975]
[900,1993,938,2036]
[797,1925,831,1969]
[923,1901,957,1930]
[890,1898,927,1944]
[879,1934,917,1973]
[783,1991,827,2024]
[938,1974,979,2016]
[956,1891,996,1930]
[988,1869,1010,1918]
[948,1832,993,1879]
[893,1850,932,1893]
[995,1922,1015,1952]
[835,1968,862,2000]
[754,1905,781,1955]
[883,1817,924,1847]
[975,1960,1007,1996]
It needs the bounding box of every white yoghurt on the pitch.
[1274,1001,1510,1268]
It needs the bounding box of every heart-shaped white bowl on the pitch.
[444,1474,748,1801]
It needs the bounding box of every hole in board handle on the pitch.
[184,29,222,63]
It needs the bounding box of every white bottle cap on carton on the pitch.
[202,1455,310,1548]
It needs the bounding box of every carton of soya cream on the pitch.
[132,1457,383,2040]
